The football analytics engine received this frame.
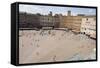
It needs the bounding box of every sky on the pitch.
[19,4,96,16]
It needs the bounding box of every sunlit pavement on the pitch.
[19,29,96,64]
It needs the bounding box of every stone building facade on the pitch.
[39,15,59,28]
[59,11,83,33]
[81,16,96,38]
[71,16,82,32]
[19,12,40,28]
[19,12,60,29]
[19,11,96,38]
